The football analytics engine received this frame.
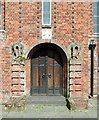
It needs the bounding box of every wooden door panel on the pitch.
[54,66,61,94]
[39,56,47,94]
[33,66,38,87]
[48,56,54,87]
[31,58,39,94]
[31,48,63,95]
[47,51,63,95]
[47,51,54,94]
[54,66,60,88]
[48,65,53,88]
[48,65,54,94]
[39,66,46,87]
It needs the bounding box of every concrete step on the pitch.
[27,96,66,106]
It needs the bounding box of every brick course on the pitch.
[0,1,97,109]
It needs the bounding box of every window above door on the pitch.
[42,0,51,26]
[94,1,99,34]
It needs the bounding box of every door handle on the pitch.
[42,73,45,78]
[48,73,51,78]
[42,73,52,78]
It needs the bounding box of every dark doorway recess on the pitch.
[29,43,67,96]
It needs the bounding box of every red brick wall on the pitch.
[0,35,4,102]
[2,2,94,45]
[0,1,95,99]
[0,31,11,103]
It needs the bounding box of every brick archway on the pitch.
[25,41,69,60]
[26,43,68,96]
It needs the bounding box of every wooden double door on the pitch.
[31,48,63,95]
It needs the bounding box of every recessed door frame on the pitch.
[30,48,64,95]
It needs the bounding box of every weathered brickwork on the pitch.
[0,30,11,103]
[0,1,97,109]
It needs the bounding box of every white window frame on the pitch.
[94,1,99,34]
[42,0,51,26]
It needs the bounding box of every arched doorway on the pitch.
[28,43,67,96]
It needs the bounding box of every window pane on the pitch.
[43,18,50,25]
[97,25,99,33]
[0,9,1,15]
[43,2,50,11]
[94,24,99,33]
[97,1,99,7]
[94,1,99,7]
[97,4,99,15]
[94,8,97,15]
[0,16,1,24]
[94,1,99,33]
[43,12,50,19]
[94,25,97,33]
[94,2,97,7]
[42,0,51,25]
[94,16,99,24]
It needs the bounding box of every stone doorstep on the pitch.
[66,97,88,110]
[27,96,66,106]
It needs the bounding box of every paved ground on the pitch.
[0,96,98,119]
